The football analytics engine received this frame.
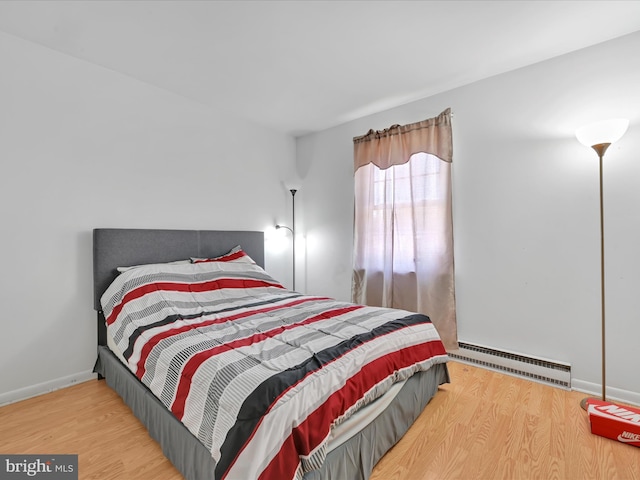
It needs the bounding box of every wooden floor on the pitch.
[1,361,638,480]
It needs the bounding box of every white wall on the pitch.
[0,32,296,404]
[297,31,640,404]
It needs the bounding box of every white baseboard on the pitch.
[0,370,97,407]
[571,378,640,407]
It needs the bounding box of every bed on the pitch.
[92,228,449,480]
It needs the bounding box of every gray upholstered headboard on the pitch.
[93,228,265,346]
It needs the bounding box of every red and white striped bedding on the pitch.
[101,260,448,480]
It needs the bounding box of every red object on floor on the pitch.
[586,398,640,447]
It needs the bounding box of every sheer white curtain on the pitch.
[352,109,457,349]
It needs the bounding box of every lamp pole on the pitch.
[593,142,609,402]
[290,189,297,291]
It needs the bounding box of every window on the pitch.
[355,152,448,274]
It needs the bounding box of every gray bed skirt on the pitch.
[95,346,449,480]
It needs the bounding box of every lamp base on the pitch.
[580,396,601,411]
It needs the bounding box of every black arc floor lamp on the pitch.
[575,118,628,409]
[276,188,297,291]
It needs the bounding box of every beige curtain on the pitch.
[352,108,457,350]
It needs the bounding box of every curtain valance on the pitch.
[353,108,452,172]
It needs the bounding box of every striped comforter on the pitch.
[102,260,448,480]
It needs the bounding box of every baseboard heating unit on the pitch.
[448,342,571,389]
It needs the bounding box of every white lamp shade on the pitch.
[575,118,629,147]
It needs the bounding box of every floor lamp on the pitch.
[575,118,629,409]
[276,188,297,291]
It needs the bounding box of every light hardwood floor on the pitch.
[1,361,638,480]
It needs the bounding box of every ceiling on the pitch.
[1,1,640,137]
